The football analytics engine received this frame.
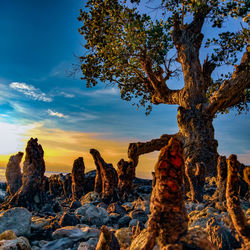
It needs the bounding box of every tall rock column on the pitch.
[216,155,227,202]
[5,152,23,195]
[141,138,188,249]
[226,154,250,245]
[90,149,118,202]
[117,159,135,198]
[71,157,85,200]
[9,138,46,209]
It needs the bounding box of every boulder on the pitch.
[0,230,17,241]
[0,207,31,236]
[72,157,85,200]
[5,152,23,196]
[118,215,131,228]
[84,170,96,193]
[40,238,74,250]
[75,204,109,226]
[80,191,100,205]
[107,202,126,216]
[115,228,132,249]
[52,226,100,242]
[59,212,79,227]
[0,236,31,250]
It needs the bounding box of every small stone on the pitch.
[59,212,79,227]
[0,230,17,240]
[0,236,31,250]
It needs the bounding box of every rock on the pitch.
[80,191,100,205]
[215,156,227,202]
[129,219,144,230]
[49,174,66,197]
[206,218,240,250]
[118,215,131,228]
[179,227,216,250]
[95,225,120,250]
[52,226,100,242]
[31,217,52,230]
[0,230,17,240]
[109,213,121,223]
[115,228,132,249]
[90,149,118,202]
[0,207,31,236]
[122,202,133,212]
[75,204,109,226]
[140,138,188,249]
[8,138,46,209]
[0,236,31,250]
[97,202,108,210]
[132,198,150,214]
[226,154,250,245]
[40,238,74,250]
[72,157,85,200]
[59,212,79,227]
[117,159,135,198]
[78,241,96,250]
[130,229,156,250]
[70,200,82,210]
[63,173,72,197]
[5,152,23,196]
[129,210,148,224]
[107,202,126,216]
[84,170,96,194]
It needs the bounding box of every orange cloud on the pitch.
[0,122,157,179]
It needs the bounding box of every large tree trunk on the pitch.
[177,106,218,201]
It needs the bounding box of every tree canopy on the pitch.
[78,0,249,115]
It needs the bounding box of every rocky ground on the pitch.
[0,173,249,250]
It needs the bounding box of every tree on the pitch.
[78,0,249,201]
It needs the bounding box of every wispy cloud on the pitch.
[9,82,52,102]
[59,92,75,98]
[48,109,68,118]
[79,87,119,97]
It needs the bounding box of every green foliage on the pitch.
[78,0,249,114]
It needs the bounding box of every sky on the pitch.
[0,0,249,178]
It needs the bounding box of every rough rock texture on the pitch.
[8,138,46,209]
[0,207,31,236]
[0,230,17,241]
[80,191,100,205]
[5,152,23,196]
[52,226,100,242]
[40,238,74,250]
[90,149,118,202]
[72,157,85,200]
[95,225,120,250]
[185,155,206,202]
[0,236,31,250]
[117,159,135,198]
[215,156,227,202]
[140,138,188,249]
[226,154,250,245]
[49,174,71,197]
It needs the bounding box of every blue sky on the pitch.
[0,0,249,177]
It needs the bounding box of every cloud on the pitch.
[59,92,75,98]
[48,109,68,118]
[79,87,119,97]
[9,82,52,102]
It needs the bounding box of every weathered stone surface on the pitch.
[117,159,135,197]
[215,156,227,202]
[226,154,250,245]
[140,138,188,249]
[185,155,206,202]
[72,157,85,200]
[80,191,100,205]
[75,204,109,226]
[63,173,72,196]
[78,238,98,250]
[0,236,31,250]
[118,215,131,228]
[49,174,66,196]
[0,230,17,241]
[0,207,31,236]
[40,238,74,250]
[70,200,82,210]
[52,226,100,242]
[84,170,96,193]
[90,149,118,202]
[206,217,240,250]
[8,138,46,208]
[59,212,79,227]
[96,225,120,250]
[107,202,126,216]
[129,210,148,224]
[31,217,52,231]
[5,152,23,196]
[115,228,132,249]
